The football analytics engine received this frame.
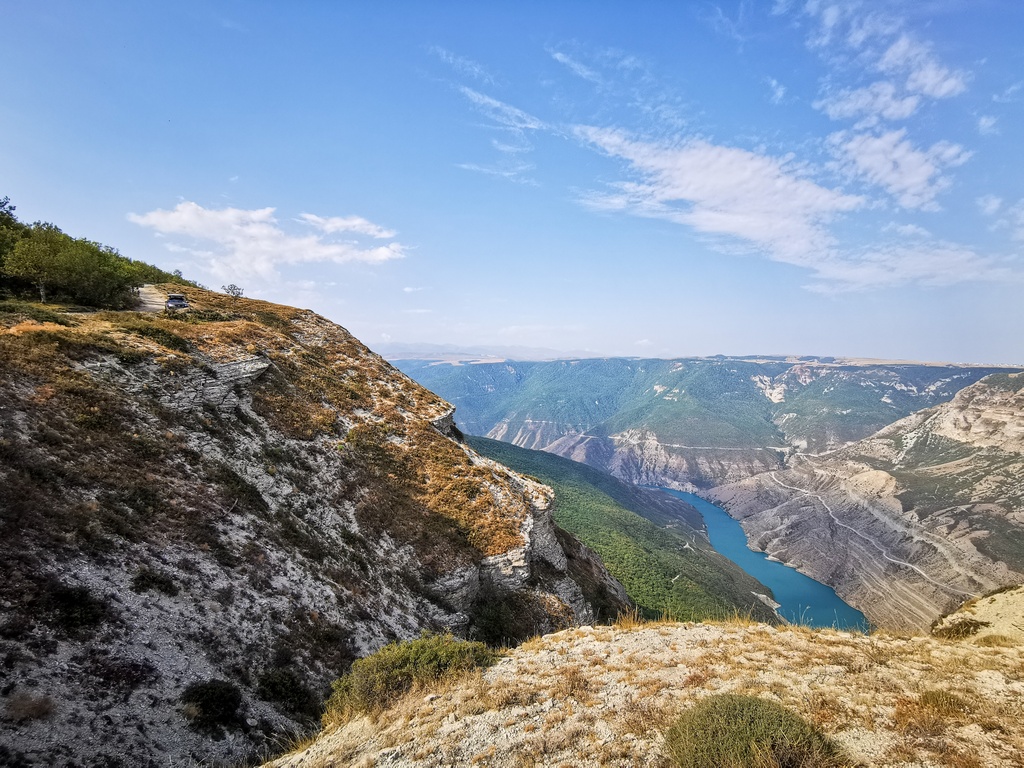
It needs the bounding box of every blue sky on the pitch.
[3,1,1023,364]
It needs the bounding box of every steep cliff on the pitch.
[0,289,628,766]
[711,373,1024,631]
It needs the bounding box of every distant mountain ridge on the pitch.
[395,356,1016,487]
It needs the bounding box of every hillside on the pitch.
[0,288,628,766]
[466,436,778,624]
[268,587,1024,768]
[712,373,1024,631]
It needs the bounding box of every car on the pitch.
[165,294,189,311]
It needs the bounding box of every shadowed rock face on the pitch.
[0,286,628,767]
[711,373,1024,631]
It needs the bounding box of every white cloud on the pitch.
[977,115,998,136]
[766,77,786,104]
[814,81,919,123]
[878,35,967,99]
[403,286,426,293]
[828,129,971,210]
[298,213,396,238]
[575,126,862,265]
[977,195,1002,217]
[551,51,601,83]
[128,201,405,280]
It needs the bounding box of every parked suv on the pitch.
[165,294,189,311]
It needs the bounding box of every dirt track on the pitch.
[136,284,166,312]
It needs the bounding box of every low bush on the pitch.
[4,691,56,722]
[131,567,179,597]
[324,633,497,720]
[256,667,322,720]
[664,694,849,768]
[932,618,990,640]
[180,679,243,730]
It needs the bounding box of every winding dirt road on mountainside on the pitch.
[767,471,973,598]
[136,284,166,312]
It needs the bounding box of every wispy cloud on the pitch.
[456,88,546,183]
[993,81,1023,103]
[766,77,786,104]
[977,115,999,136]
[456,161,538,185]
[550,51,601,83]
[459,87,545,132]
[804,241,1011,292]
[800,4,967,125]
[828,129,970,210]
[575,126,862,264]
[977,195,1002,217]
[814,81,919,124]
[430,46,496,85]
[573,126,1010,291]
[129,202,405,280]
[705,1,754,46]
[298,213,396,238]
[877,35,967,99]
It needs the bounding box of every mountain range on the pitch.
[395,356,1024,629]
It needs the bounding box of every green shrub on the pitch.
[180,679,243,730]
[256,667,322,720]
[664,694,849,768]
[324,633,497,719]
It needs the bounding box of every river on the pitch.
[660,489,870,631]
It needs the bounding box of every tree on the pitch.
[5,223,68,302]
[222,284,244,299]
[0,196,28,275]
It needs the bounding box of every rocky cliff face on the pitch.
[0,289,627,767]
[711,373,1024,631]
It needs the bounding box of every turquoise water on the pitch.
[661,489,870,631]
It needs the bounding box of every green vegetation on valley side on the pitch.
[467,435,778,623]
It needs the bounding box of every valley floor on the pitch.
[267,618,1024,768]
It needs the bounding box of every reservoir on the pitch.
[661,489,870,631]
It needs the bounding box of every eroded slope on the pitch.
[0,289,627,766]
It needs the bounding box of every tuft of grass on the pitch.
[664,694,850,768]
[974,634,1015,648]
[614,607,648,630]
[323,633,497,723]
